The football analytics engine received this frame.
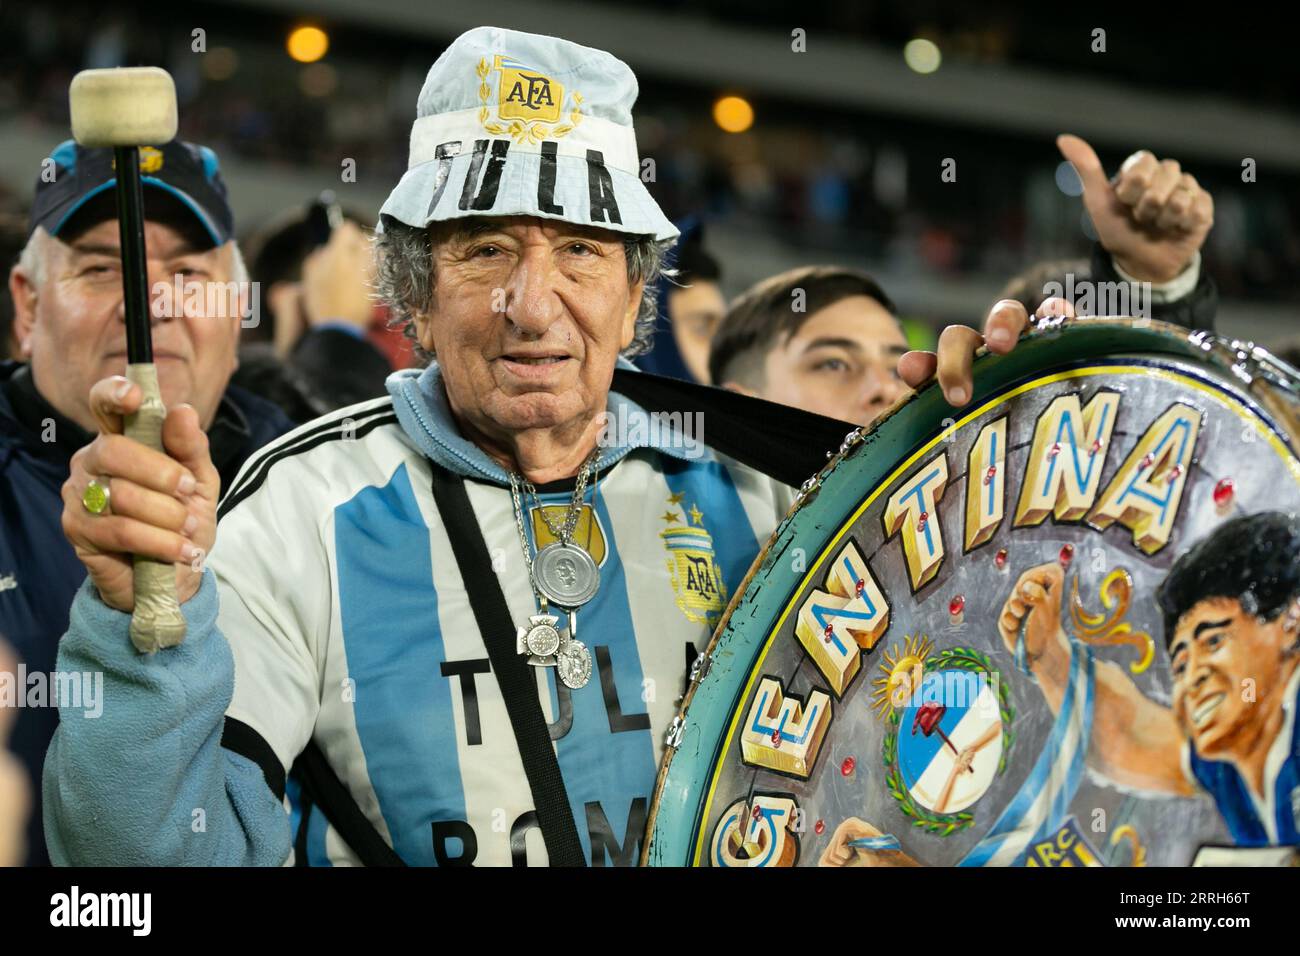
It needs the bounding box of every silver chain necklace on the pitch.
[507,449,601,689]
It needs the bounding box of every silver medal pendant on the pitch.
[534,542,600,609]
[555,637,593,689]
[516,614,562,665]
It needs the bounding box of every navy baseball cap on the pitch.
[28,138,234,248]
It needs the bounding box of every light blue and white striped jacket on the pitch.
[43,361,794,866]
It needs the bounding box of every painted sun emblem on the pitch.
[871,634,934,717]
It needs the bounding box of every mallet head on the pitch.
[69,66,177,147]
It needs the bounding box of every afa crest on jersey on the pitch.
[660,495,729,626]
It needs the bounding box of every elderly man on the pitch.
[635,219,725,384]
[0,138,298,865]
[48,27,1047,867]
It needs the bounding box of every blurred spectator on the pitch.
[709,265,908,426]
[996,246,1216,330]
[243,200,403,361]
[1054,137,1218,328]
[997,257,1089,315]
[991,137,1221,331]
[0,214,28,360]
[237,204,404,418]
[0,640,30,868]
[635,219,723,383]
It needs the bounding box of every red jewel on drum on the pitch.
[949,594,965,622]
[815,819,825,835]
[1058,543,1075,567]
[995,547,1008,570]
[840,756,856,777]
[1214,477,1234,509]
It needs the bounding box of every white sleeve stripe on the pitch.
[222,398,396,505]
[218,411,400,520]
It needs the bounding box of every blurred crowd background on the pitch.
[1,0,1298,345]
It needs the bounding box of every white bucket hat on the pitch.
[378,26,678,242]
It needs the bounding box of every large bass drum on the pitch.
[644,317,1300,867]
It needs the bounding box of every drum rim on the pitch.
[643,317,1300,866]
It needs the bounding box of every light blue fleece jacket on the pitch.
[43,571,290,865]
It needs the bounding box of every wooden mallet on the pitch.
[69,66,187,653]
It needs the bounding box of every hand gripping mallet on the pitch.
[69,67,187,653]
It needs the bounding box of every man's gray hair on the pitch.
[15,227,49,285]
[228,240,249,288]
[373,218,675,363]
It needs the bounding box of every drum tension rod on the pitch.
[665,716,686,750]
[689,652,712,684]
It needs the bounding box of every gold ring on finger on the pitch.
[82,477,111,516]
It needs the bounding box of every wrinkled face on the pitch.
[11,220,241,431]
[668,280,725,384]
[418,216,643,445]
[1169,596,1295,759]
[757,295,909,426]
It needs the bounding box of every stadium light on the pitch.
[904,38,941,74]
[287,26,329,64]
[713,95,754,134]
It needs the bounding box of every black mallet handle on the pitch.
[114,146,153,365]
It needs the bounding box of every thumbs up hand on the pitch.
[1057,134,1214,284]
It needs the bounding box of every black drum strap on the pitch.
[292,742,406,866]
[287,463,586,867]
[427,463,588,867]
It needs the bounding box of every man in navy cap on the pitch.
[0,137,296,865]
